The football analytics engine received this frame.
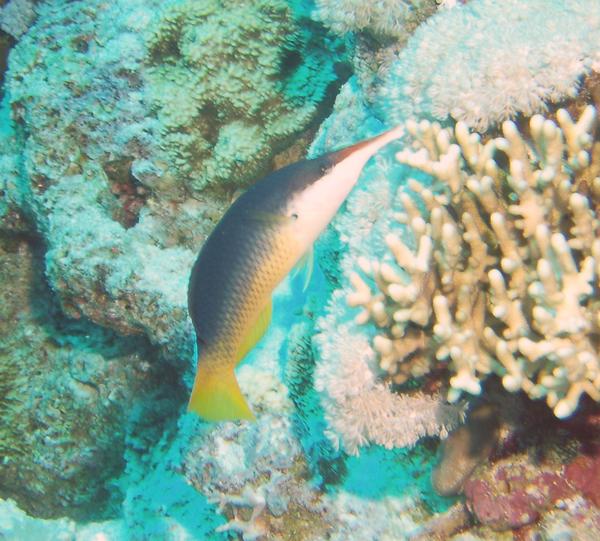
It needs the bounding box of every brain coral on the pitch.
[145,0,347,192]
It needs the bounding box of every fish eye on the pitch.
[291,213,298,220]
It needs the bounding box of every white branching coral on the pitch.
[314,295,464,455]
[212,486,267,541]
[349,105,600,419]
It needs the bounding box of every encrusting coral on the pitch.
[0,234,182,519]
[349,105,600,419]
[0,0,37,39]
[312,0,439,40]
[1,0,347,354]
[145,0,347,193]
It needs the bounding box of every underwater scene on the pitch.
[1,0,600,539]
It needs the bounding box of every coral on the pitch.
[314,301,464,455]
[0,0,36,39]
[410,502,470,541]
[1,0,347,354]
[1,27,14,100]
[182,412,334,541]
[349,106,600,418]
[284,315,347,485]
[177,279,335,540]
[4,0,600,537]
[4,0,197,348]
[212,486,268,541]
[564,451,600,507]
[377,0,600,130]
[312,0,438,40]
[0,104,29,232]
[458,407,600,533]
[464,463,572,531]
[538,496,600,541]
[177,273,454,540]
[426,387,600,534]
[0,234,182,519]
[145,0,347,193]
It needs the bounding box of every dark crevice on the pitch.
[0,28,15,102]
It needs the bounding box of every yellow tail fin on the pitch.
[187,363,255,422]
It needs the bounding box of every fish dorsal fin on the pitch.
[236,299,272,364]
[293,246,314,292]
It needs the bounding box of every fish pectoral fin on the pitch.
[236,299,272,364]
[188,364,255,422]
[248,211,294,226]
[293,246,314,292]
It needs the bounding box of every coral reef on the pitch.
[176,274,455,541]
[349,105,600,418]
[462,411,600,536]
[0,233,182,519]
[2,0,600,538]
[146,0,347,193]
[0,0,37,39]
[181,343,333,540]
[312,0,438,41]
[4,0,197,347]
[1,0,347,352]
[377,0,600,130]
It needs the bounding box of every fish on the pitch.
[187,125,404,421]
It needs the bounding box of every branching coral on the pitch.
[349,105,600,418]
[212,486,268,541]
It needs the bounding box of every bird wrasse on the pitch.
[187,126,404,421]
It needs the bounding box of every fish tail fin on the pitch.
[187,363,255,422]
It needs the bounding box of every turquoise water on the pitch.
[1,1,600,540]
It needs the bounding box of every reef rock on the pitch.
[1,0,346,350]
[0,233,181,519]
